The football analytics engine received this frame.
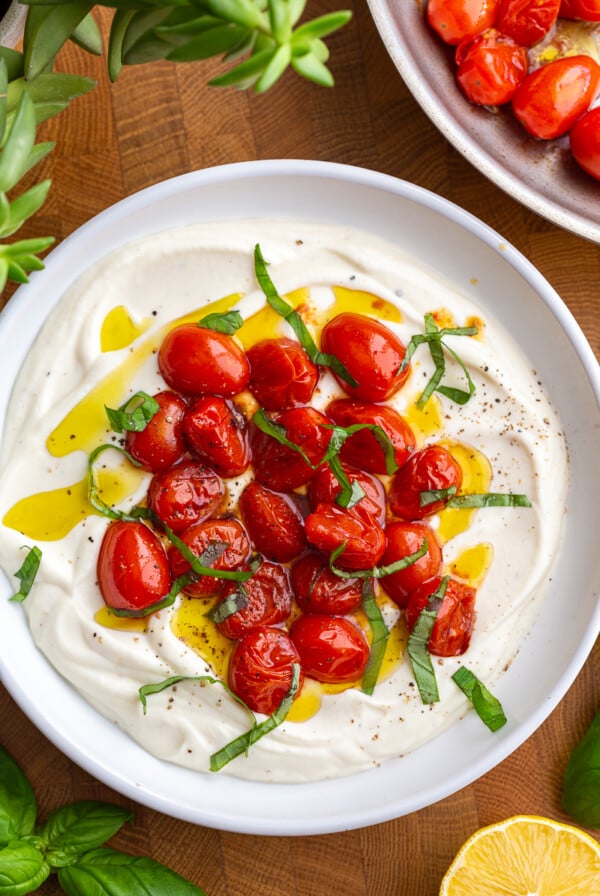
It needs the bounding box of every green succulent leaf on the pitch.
[24,2,95,80]
[108,9,137,81]
[0,48,24,83]
[291,50,333,86]
[70,11,104,55]
[0,94,36,193]
[0,180,52,238]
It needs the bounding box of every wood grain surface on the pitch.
[0,3,599,894]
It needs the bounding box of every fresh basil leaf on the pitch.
[37,802,132,868]
[9,547,41,604]
[197,309,243,334]
[162,526,261,582]
[562,707,600,828]
[207,585,248,623]
[57,847,205,896]
[447,493,532,509]
[0,841,49,896]
[139,673,251,717]
[108,571,197,619]
[406,577,448,705]
[452,666,507,732]
[0,749,36,846]
[87,444,150,522]
[419,486,457,507]
[360,578,389,696]
[105,391,159,434]
[329,539,427,580]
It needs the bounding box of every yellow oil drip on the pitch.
[449,543,494,589]
[403,394,443,444]
[94,606,148,633]
[100,306,152,352]
[287,678,322,722]
[2,460,146,541]
[437,440,493,544]
[325,286,403,325]
[171,596,233,682]
[236,288,309,349]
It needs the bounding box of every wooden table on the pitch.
[1,4,599,894]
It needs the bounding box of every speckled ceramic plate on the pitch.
[367,0,600,243]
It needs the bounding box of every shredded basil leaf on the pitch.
[105,391,160,434]
[253,244,358,387]
[198,309,244,334]
[361,577,389,696]
[447,493,532,509]
[209,663,301,772]
[329,539,428,580]
[108,571,197,618]
[10,545,41,603]
[87,444,151,521]
[163,525,261,582]
[406,576,448,705]
[452,666,507,732]
[207,585,249,623]
[419,486,458,507]
[139,673,249,716]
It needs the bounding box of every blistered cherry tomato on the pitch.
[183,396,250,478]
[320,312,409,402]
[290,552,363,615]
[307,462,387,526]
[389,445,463,521]
[379,521,443,608]
[326,398,416,475]
[427,0,499,45]
[455,29,529,106]
[158,323,250,396]
[250,406,333,492]
[147,459,224,533]
[305,502,385,571]
[512,55,600,139]
[405,576,477,657]
[246,337,319,410]
[228,627,303,715]
[215,561,293,640]
[239,481,306,563]
[570,105,600,180]
[97,520,172,615]
[290,614,370,684]
[560,0,600,19]
[125,391,186,473]
[495,0,560,46]
[168,518,251,598]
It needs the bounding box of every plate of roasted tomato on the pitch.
[367,0,600,242]
[0,160,598,835]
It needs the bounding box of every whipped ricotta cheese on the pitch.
[0,220,568,783]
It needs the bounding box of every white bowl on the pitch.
[0,160,598,835]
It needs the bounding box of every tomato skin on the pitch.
[427,0,499,45]
[495,0,561,46]
[183,396,250,478]
[215,561,293,640]
[97,521,172,614]
[455,29,529,106]
[570,105,600,180]
[158,323,250,397]
[511,55,600,139]
[307,462,387,526]
[305,502,386,571]
[250,406,333,492]
[326,398,416,475]
[167,518,251,598]
[290,552,363,615]
[388,445,463,521]
[559,0,600,20]
[246,337,319,410]
[147,460,224,533]
[239,481,306,563]
[125,391,187,473]
[228,626,303,715]
[405,576,477,657]
[290,614,370,684]
[379,521,443,608]
[320,312,409,402]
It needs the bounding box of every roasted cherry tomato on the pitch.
[405,576,477,657]
[427,0,499,45]
[168,518,251,598]
[495,0,561,46]
[239,481,306,563]
[250,406,333,492]
[511,55,600,139]
[246,337,319,410]
[290,614,370,684]
[326,398,416,475]
[560,0,600,19]
[290,552,363,615]
[183,396,250,478]
[388,445,463,521]
[158,323,250,397]
[455,29,529,106]
[125,390,186,473]
[307,462,387,526]
[97,520,172,615]
[147,459,224,533]
[570,105,600,180]
[228,626,303,714]
[379,521,443,608]
[305,502,386,571]
[215,561,293,640]
[320,312,409,402]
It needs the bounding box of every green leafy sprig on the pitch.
[9,546,41,603]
